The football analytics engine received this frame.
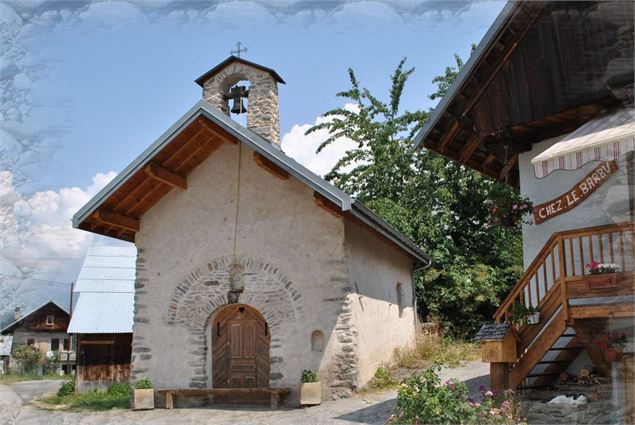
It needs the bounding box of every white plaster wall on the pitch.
[132,141,359,400]
[344,219,416,386]
[519,136,633,269]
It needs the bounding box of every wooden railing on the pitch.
[495,222,634,323]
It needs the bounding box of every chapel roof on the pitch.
[72,100,430,265]
[413,0,633,186]
[195,56,286,87]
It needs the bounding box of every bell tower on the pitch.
[195,54,285,147]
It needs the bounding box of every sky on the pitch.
[0,0,506,325]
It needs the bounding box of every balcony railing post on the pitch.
[557,237,569,320]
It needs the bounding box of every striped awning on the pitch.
[532,108,635,178]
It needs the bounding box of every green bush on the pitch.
[300,369,318,383]
[57,380,75,397]
[12,345,42,374]
[106,382,131,397]
[135,378,152,389]
[372,365,397,388]
[390,366,525,425]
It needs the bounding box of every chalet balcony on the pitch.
[487,222,634,391]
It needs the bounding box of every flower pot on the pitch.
[603,347,623,363]
[300,382,321,406]
[585,273,619,290]
[133,388,154,410]
[526,312,540,325]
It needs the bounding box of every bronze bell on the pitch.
[230,97,247,114]
[228,85,248,114]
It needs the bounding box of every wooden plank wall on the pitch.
[76,333,132,392]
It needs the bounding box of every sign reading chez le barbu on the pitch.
[533,160,618,224]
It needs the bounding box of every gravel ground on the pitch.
[0,362,489,425]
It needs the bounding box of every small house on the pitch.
[0,301,74,375]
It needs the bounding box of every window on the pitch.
[63,338,70,351]
[50,338,60,351]
[46,315,54,326]
[396,282,404,318]
[27,338,35,346]
[311,330,324,352]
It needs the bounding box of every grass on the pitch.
[358,332,481,394]
[394,333,480,369]
[39,391,131,411]
[38,381,131,411]
[0,373,66,384]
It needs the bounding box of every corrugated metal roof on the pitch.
[68,244,136,334]
[68,292,134,333]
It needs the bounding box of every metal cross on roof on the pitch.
[230,41,248,58]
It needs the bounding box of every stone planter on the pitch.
[602,347,623,363]
[526,312,540,325]
[585,273,619,290]
[300,382,321,406]
[133,388,155,410]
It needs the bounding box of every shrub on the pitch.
[57,380,75,397]
[372,365,397,388]
[12,345,42,374]
[300,369,318,383]
[106,382,131,397]
[135,377,153,389]
[390,366,525,425]
[394,333,480,369]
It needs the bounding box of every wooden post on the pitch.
[490,363,510,391]
[165,391,174,409]
[558,238,569,320]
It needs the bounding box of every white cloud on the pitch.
[0,170,118,324]
[281,103,359,177]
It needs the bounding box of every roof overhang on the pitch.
[1,301,68,334]
[195,56,286,87]
[413,0,633,186]
[72,100,430,265]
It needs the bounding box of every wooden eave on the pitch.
[417,0,633,187]
[77,117,238,242]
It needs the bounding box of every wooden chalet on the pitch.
[414,0,634,413]
[1,301,75,375]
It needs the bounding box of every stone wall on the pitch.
[201,61,281,146]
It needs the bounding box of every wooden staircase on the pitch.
[492,222,634,390]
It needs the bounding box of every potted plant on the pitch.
[133,377,154,410]
[300,369,321,406]
[526,306,541,325]
[585,261,621,289]
[487,186,534,228]
[594,332,627,363]
[510,303,529,331]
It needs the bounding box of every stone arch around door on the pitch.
[165,256,304,388]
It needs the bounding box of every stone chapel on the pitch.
[73,56,430,404]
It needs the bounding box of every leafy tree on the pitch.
[12,345,42,374]
[307,56,523,337]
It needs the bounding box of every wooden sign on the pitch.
[533,161,618,224]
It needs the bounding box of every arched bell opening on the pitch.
[210,303,270,389]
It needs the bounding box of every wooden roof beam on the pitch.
[144,163,187,190]
[94,210,140,233]
[198,117,238,144]
[499,154,519,180]
[482,153,496,171]
[253,152,289,180]
[459,132,486,163]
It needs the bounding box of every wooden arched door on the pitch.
[212,304,270,388]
